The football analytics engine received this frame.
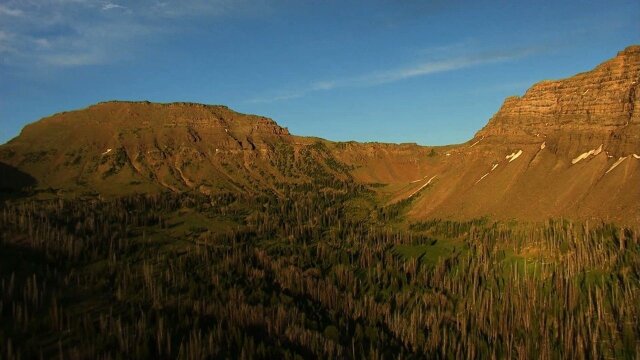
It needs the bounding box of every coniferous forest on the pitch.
[1,176,638,359]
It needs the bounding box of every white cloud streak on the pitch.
[0,4,23,17]
[249,48,535,103]
[102,3,127,11]
[0,0,260,68]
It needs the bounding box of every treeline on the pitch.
[0,182,638,358]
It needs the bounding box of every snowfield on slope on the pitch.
[606,157,627,174]
[408,175,437,198]
[475,173,490,184]
[505,150,523,162]
[572,145,603,164]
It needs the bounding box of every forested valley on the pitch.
[1,175,638,359]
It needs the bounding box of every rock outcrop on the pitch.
[479,45,640,134]
[475,46,640,158]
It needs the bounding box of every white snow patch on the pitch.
[469,136,483,148]
[593,145,603,156]
[491,163,499,171]
[445,153,451,156]
[540,142,546,150]
[410,175,430,183]
[606,157,627,174]
[505,150,523,163]
[582,89,590,95]
[102,148,112,156]
[571,144,603,164]
[408,175,437,198]
[633,154,640,159]
[475,173,490,184]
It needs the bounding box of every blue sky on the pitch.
[1,0,638,145]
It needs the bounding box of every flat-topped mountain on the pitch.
[1,46,639,223]
[0,101,350,196]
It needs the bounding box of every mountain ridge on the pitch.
[1,45,639,224]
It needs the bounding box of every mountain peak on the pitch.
[618,45,640,56]
[477,45,640,148]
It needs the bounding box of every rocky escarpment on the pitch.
[476,45,640,158]
[480,45,640,132]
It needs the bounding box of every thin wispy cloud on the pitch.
[102,3,127,12]
[0,4,23,17]
[0,0,262,68]
[249,47,536,103]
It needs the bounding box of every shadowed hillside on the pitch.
[0,162,36,200]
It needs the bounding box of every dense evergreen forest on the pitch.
[1,177,639,359]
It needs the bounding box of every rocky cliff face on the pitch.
[480,45,640,134]
[476,46,640,158]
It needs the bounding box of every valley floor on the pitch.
[1,183,639,358]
